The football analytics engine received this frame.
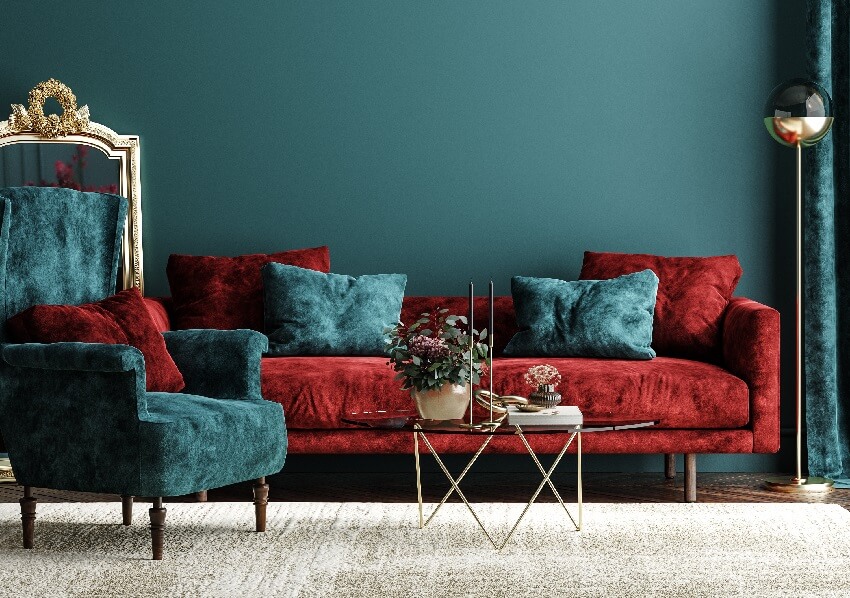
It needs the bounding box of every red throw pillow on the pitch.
[7,287,185,392]
[579,251,742,359]
[166,246,330,331]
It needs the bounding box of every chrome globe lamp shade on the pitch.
[763,79,834,493]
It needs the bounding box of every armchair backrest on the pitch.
[0,187,127,339]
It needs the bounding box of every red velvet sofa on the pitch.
[144,292,780,501]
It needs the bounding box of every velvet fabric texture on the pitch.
[0,338,286,496]
[7,287,184,392]
[261,355,748,430]
[286,428,756,455]
[0,187,127,340]
[503,270,658,359]
[263,264,406,356]
[166,247,331,331]
[723,298,781,453]
[143,296,172,333]
[163,329,267,400]
[3,342,147,379]
[804,0,850,481]
[580,251,742,360]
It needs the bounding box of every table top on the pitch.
[340,410,659,435]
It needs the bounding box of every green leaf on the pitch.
[411,355,421,366]
[479,328,487,341]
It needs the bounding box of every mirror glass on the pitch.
[0,143,119,193]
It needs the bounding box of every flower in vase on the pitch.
[524,364,561,388]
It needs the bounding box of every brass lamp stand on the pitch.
[763,79,834,493]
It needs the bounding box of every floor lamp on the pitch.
[763,79,834,493]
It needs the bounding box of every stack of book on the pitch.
[0,455,14,484]
[506,405,582,427]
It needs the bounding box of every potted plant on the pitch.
[387,308,489,420]
[524,364,563,408]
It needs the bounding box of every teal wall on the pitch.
[0,1,805,471]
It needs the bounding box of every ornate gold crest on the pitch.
[8,78,90,138]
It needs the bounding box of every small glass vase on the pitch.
[411,383,470,420]
[528,384,562,408]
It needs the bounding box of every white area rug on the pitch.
[1,502,849,597]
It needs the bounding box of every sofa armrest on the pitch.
[163,329,267,400]
[722,297,780,453]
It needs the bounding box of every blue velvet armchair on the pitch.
[0,187,287,559]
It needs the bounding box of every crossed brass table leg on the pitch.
[413,424,582,550]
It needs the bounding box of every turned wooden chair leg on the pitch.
[20,486,36,549]
[253,477,269,532]
[149,497,167,560]
[664,453,676,479]
[121,495,134,526]
[194,490,208,502]
[684,453,697,502]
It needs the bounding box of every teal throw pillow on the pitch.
[262,263,407,356]
[503,269,658,359]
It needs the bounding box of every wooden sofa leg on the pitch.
[253,476,269,532]
[194,490,208,502]
[20,486,36,549]
[149,497,167,560]
[121,495,134,525]
[684,454,697,502]
[664,454,676,479]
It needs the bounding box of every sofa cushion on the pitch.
[166,246,330,331]
[261,355,749,430]
[262,356,409,429]
[263,264,406,356]
[504,270,658,359]
[7,287,185,393]
[579,252,742,360]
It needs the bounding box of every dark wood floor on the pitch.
[2,472,848,509]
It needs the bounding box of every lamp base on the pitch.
[764,475,834,493]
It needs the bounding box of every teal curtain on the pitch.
[805,0,850,482]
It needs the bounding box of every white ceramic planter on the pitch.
[411,383,470,420]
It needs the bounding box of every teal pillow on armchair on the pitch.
[504,269,659,359]
[263,263,406,356]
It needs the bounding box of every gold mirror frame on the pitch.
[0,79,143,292]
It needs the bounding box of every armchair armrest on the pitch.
[3,342,145,374]
[722,297,780,453]
[0,342,148,492]
[163,329,268,400]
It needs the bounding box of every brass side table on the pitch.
[342,412,658,550]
